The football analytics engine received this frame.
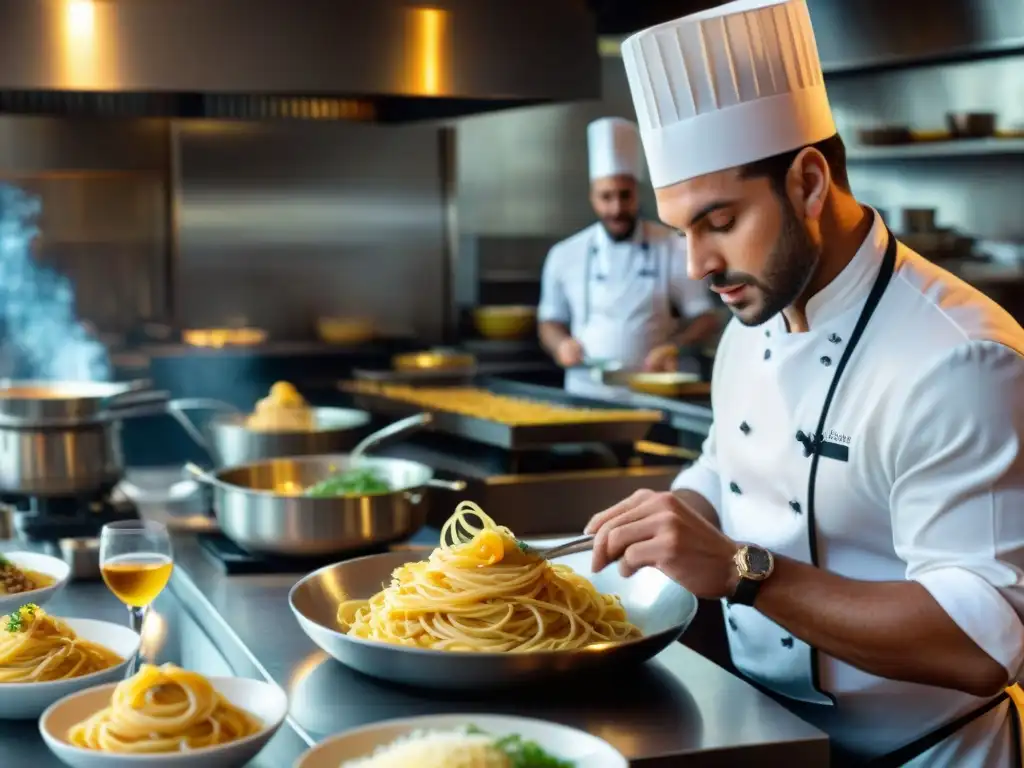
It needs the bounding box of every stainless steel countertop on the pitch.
[1,534,829,765]
[167,535,829,766]
[0,540,310,767]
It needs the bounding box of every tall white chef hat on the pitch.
[621,0,836,189]
[587,117,645,182]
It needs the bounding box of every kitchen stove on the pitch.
[4,490,139,543]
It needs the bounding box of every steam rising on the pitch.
[0,184,111,382]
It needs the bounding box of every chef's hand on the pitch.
[585,489,737,600]
[643,344,679,372]
[555,337,585,368]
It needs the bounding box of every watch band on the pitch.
[730,576,763,606]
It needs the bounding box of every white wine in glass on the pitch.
[100,520,173,640]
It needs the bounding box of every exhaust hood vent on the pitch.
[0,0,600,121]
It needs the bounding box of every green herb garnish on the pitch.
[516,539,530,553]
[465,726,574,768]
[496,734,574,768]
[0,553,9,567]
[304,467,392,498]
[4,603,37,633]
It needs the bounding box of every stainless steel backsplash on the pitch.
[0,47,1021,344]
[0,117,169,336]
[171,120,447,340]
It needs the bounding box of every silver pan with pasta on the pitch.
[288,502,698,689]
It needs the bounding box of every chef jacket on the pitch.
[672,209,1024,766]
[537,220,714,396]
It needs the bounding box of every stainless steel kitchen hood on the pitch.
[0,0,601,121]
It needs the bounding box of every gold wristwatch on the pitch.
[730,544,774,606]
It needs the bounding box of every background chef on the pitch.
[585,1,1024,766]
[537,117,720,395]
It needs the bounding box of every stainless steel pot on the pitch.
[0,379,232,497]
[185,413,465,556]
[181,407,373,467]
[0,421,124,497]
[0,379,169,426]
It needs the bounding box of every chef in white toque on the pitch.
[585,1,1024,766]
[537,116,720,396]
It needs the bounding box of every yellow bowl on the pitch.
[472,305,537,340]
[317,317,375,345]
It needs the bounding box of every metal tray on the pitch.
[351,367,476,386]
[343,386,662,450]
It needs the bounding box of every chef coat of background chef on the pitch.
[537,117,720,395]
[584,1,1024,766]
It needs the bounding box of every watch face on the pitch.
[744,547,772,576]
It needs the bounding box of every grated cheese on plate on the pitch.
[341,730,511,768]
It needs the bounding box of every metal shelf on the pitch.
[846,138,1024,162]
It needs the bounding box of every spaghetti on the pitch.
[337,501,642,652]
[68,663,263,753]
[0,604,123,684]
[246,381,314,432]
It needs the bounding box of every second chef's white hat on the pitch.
[621,0,837,189]
[587,117,645,181]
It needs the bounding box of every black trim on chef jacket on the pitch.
[754,226,1020,767]
[790,227,900,706]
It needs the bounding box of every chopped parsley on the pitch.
[304,467,392,498]
[466,726,573,768]
[4,603,37,633]
[496,733,574,768]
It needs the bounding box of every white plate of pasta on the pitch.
[39,663,289,768]
[0,604,140,719]
[0,551,70,613]
[288,500,698,690]
[295,713,628,768]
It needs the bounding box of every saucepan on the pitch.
[185,413,466,556]
[0,379,170,427]
[177,404,375,467]
[0,380,227,497]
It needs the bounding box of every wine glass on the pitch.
[99,520,174,640]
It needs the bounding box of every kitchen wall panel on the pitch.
[0,117,169,335]
[456,52,1024,244]
[172,120,447,340]
[456,56,657,238]
[828,56,1024,241]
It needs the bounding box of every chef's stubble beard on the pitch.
[729,197,821,327]
[601,214,637,243]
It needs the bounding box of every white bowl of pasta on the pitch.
[0,550,71,613]
[39,664,289,768]
[0,607,140,719]
[294,713,628,768]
